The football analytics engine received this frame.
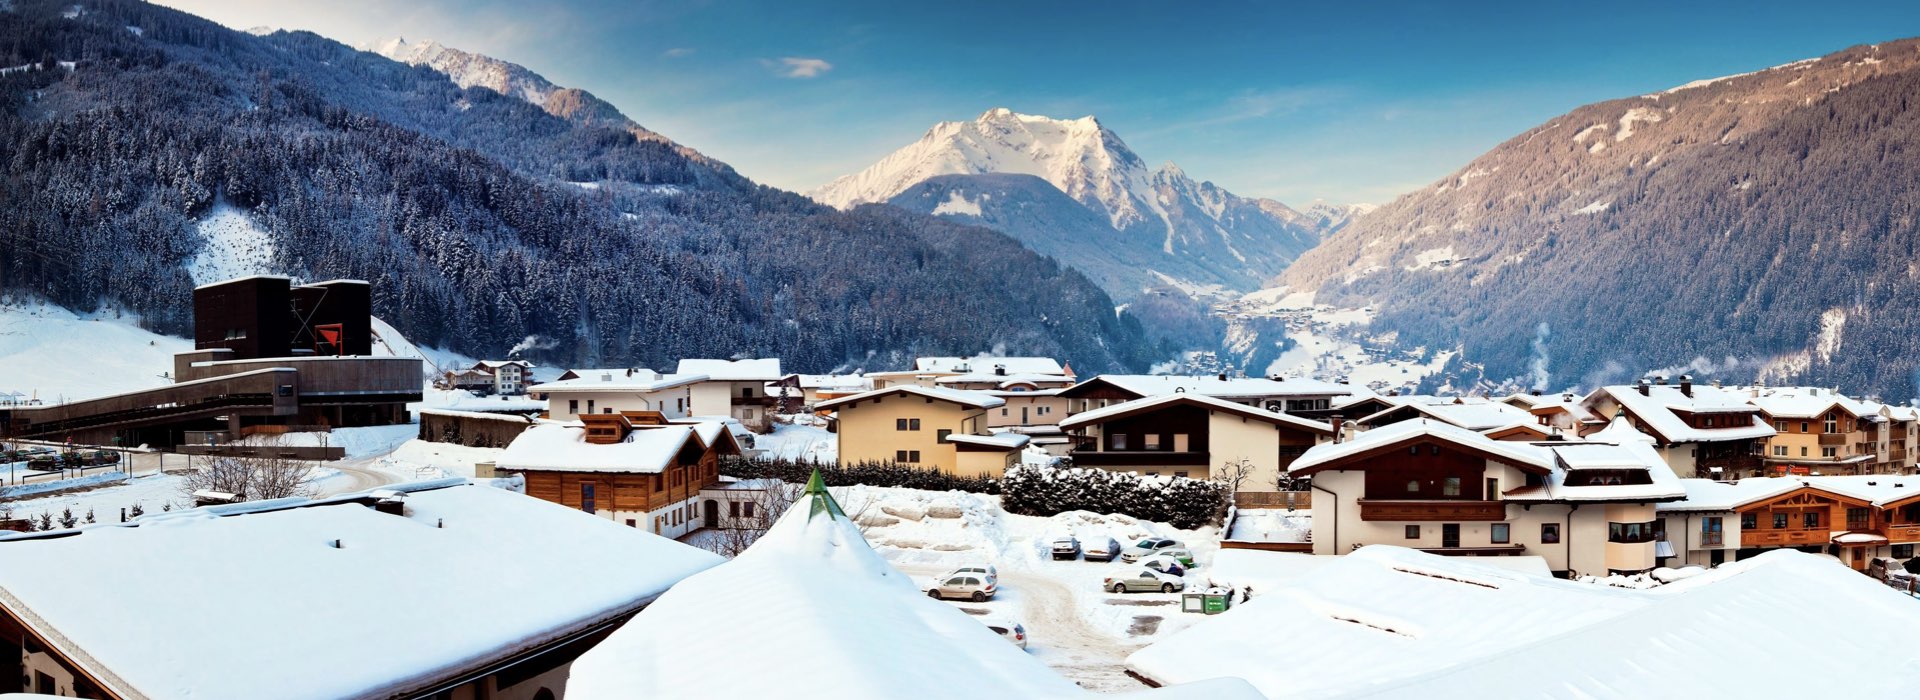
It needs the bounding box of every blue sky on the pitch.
[160,1,1920,205]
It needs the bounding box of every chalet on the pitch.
[496,414,740,538]
[816,386,1028,478]
[1059,374,1353,419]
[675,358,784,432]
[1581,378,1774,479]
[1290,417,1686,576]
[1658,475,1920,571]
[934,366,1077,429]
[1502,392,1605,435]
[1747,386,1891,475]
[0,480,721,699]
[470,360,535,395]
[767,373,872,408]
[530,368,702,421]
[1058,393,1333,486]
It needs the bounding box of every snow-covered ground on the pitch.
[233,424,418,460]
[185,203,278,286]
[368,439,504,480]
[1225,509,1310,543]
[757,417,837,461]
[828,484,1222,691]
[0,298,191,404]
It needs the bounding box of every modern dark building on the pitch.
[2,276,420,449]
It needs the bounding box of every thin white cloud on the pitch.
[662,47,694,58]
[772,57,832,79]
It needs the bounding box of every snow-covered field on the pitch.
[234,424,418,460]
[186,203,278,286]
[0,299,191,403]
[757,418,837,461]
[827,484,1223,691]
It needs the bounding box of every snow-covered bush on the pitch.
[719,457,1000,494]
[999,465,1227,530]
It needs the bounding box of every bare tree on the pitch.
[1212,457,1257,495]
[704,480,802,558]
[181,439,319,502]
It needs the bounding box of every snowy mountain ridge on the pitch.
[815,108,1327,297]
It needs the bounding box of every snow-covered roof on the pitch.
[1505,420,1687,503]
[778,373,872,391]
[474,359,533,369]
[1589,385,1774,443]
[1289,419,1553,475]
[496,423,705,473]
[0,482,722,699]
[1356,400,1533,431]
[566,472,1256,699]
[1079,375,1353,400]
[933,372,1076,386]
[1657,477,1812,512]
[814,385,1006,411]
[1341,550,1920,699]
[1129,546,1920,698]
[531,369,705,393]
[1800,474,1920,507]
[191,273,293,291]
[913,355,1065,375]
[674,358,783,382]
[944,432,1032,450]
[1060,392,1334,434]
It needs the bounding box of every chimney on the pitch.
[1636,380,1650,396]
[1218,373,1228,381]
[994,364,1007,376]
[1680,375,1693,398]
[1655,376,1668,386]
[1330,416,1346,443]
[1531,390,1542,396]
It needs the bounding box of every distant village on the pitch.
[0,275,1917,699]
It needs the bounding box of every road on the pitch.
[898,563,1150,693]
[314,454,405,497]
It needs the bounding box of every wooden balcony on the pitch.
[1740,528,1830,547]
[1819,433,1848,446]
[1069,450,1209,468]
[1358,499,1506,522]
[1887,523,1920,544]
[1698,532,1725,547]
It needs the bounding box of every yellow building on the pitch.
[817,386,1028,478]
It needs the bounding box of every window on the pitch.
[1775,420,1786,431]
[1143,433,1163,450]
[896,418,909,431]
[1773,513,1789,529]
[1608,520,1656,543]
[1742,512,1757,529]
[1822,447,1837,458]
[1800,446,1809,457]
[1406,480,1420,493]
[626,519,636,527]
[1825,416,1838,433]
[654,474,664,492]
[1895,544,1915,559]
[1409,446,1419,455]
[1704,417,1715,428]
[1801,421,1810,433]
[743,409,756,420]
[587,399,596,414]
[729,501,740,518]
[1541,523,1561,544]
[1702,517,1724,546]
[1112,433,1129,450]
[1491,523,1510,544]
[1773,445,1787,456]
[581,483,597,514]
[1803,511,1821,528]
[895,450,921,463]
[909,418,921,431]
[741,387,755,398]
[1405,525,1420,539]
[1442,477,1461,497]
[937,429,953,443]
[743,502,755,518]
[897,450,910,462]
[1174,471,1189,478]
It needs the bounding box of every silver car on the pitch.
[1083,536,1122,562]
[927,574,997,602]
[983,618,1028,649]
[1120,537,1184,563]
[940,565,998,583]
[1104,568,1186,594]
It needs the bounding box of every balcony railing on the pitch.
[1740,528,1829,547]
[1888,523,1920,543]
[1699,532,1724,547]
[1358,499,1506,522]
[1819,433,1848,446]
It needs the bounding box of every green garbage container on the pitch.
[1183,589,1233,614]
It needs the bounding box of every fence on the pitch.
[1234,491,1312,510]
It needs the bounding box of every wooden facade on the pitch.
[513,426,733,535]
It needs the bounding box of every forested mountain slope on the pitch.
[0,0,1159,373]
[1278,39,1920,398]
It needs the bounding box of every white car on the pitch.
[1083,536,1122,562]
[982,617,1028,649]
[1120,537,1184,563]
[940,565,999,584]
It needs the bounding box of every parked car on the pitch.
[1120,537,1184,563]
[1140,555,1186,577]
[1050,535,1081,561]
[1156,547,1196,568]
[1104,568,1186,594]
[940,565,999,583]
[982,617,1028,649]
[927,574,998,602]
[1083,536,1122,562]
